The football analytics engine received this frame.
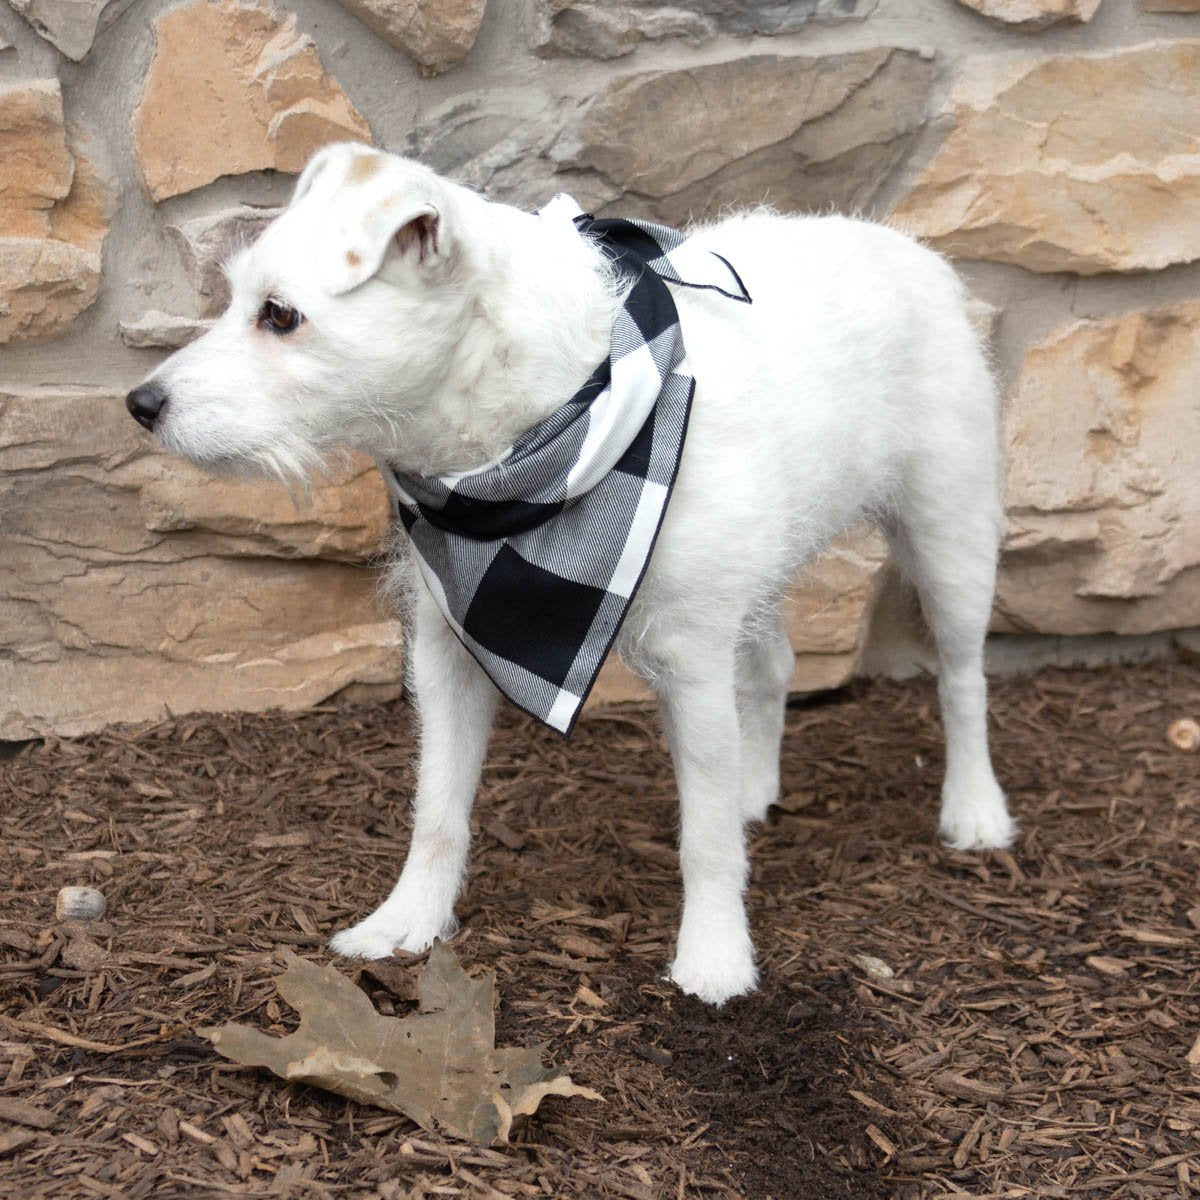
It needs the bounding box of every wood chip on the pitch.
[1120,927,1192,947]
[953,1116,985,1170]
[249,831,313,849]
[1187,1032,1200,1069]
[484,819,526,851]
[122,1132,160,1156]
[1086,954,1133,976]
[864,1124,896,1160]
[931,1071,1008,1103]
[0,1129,39,1156]
[847,1089,899,1117]
[574,985,606,1010]
[178,1121,216,1146]
[0,1098,57,1129]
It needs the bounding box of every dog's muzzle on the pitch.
[126,381,169,431]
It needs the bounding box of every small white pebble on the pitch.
[1168,718,1199,754]
[853,954,895,981]
[56,886,106,921]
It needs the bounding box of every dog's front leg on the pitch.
[654,644,758,1005]
[329,583,498,959]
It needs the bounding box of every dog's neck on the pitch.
[381,190,617,477]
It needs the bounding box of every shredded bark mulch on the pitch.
[1,660,1198,1199]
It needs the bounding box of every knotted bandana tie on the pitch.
[384,196,751,735]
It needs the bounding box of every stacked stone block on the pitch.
[0,0,1197,738]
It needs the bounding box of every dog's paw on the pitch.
[939,782,1016,852]
[669,950,759,1006]
[669,915,758,1006]
[328,914,455,960]
[328,924,404,960]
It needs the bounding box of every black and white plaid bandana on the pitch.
[384,195,751,735]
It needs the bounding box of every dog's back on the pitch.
[624,210,1001,657]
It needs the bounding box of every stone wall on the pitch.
[1,0,1198,738]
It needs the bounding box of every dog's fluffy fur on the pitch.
[131,144,1015,1005]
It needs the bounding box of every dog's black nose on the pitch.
[125,381,168,430]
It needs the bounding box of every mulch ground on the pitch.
[2,660,1199,1199]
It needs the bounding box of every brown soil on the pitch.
[1,660,1198,1199]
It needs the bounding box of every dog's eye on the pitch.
[258,298,303,335]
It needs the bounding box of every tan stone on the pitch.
[168,206,283,318]
[892,42,1200,274]
[133,0,371,202]
[46,137,113,255]
[995,303,1200,636]
[587,658,647,707]
[0,238,101,344]
[0,80,112,344]
[0,79,72,240]
[1142,0,1200,9]
[563,49,934,225]
[0,387,401,740]
[137,455,390,562]
[0,618,404,741]
[7,0,138,61]
[532,0,876,59]
[785,529,892,690]
[119,311,213,350]
[335,0,487,75]
[954,0,1101,29]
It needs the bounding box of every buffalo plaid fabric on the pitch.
[384,196,751,735]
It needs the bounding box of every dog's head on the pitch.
[125,145,471,479]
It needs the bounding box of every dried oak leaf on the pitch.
[201,943,601,1144]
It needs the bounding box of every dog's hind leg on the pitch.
[736,611,795,824]
[651,638,758,1004]
[886,491,1015,853]
[329,582,498,959]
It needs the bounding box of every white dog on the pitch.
[127,143,1015,1005]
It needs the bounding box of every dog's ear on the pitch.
[291,143,358,207]
[287,147,448,295]
[325,197,444,296]
[323,156,451,296]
